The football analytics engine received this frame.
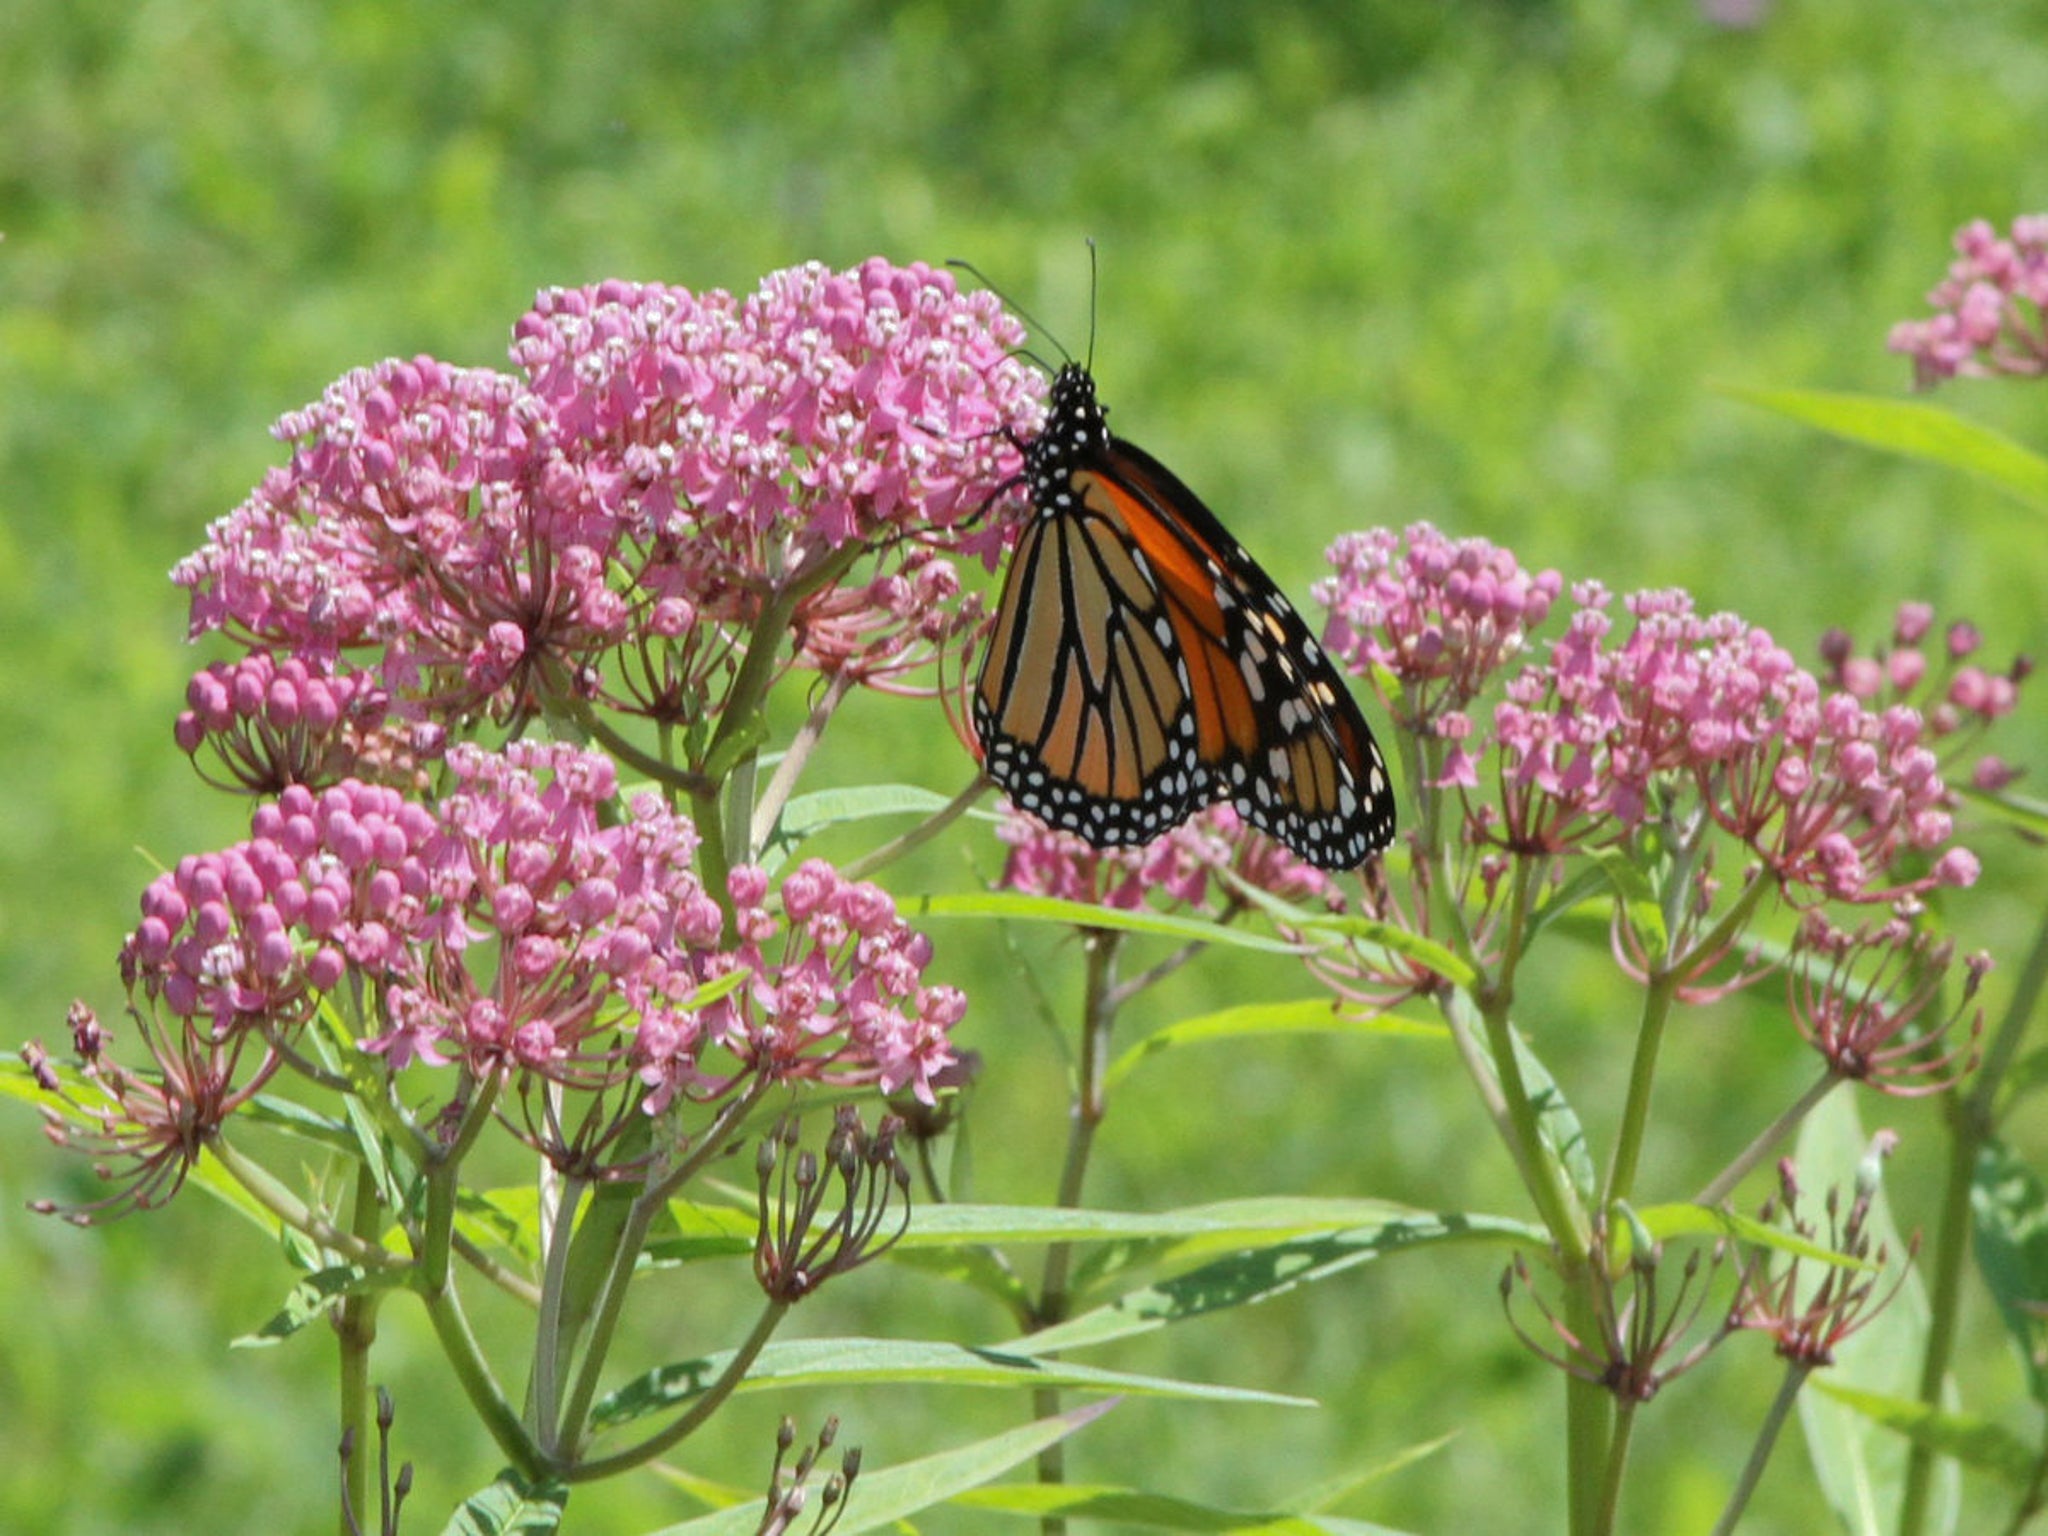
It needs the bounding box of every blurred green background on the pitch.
[7,0,2048,1531]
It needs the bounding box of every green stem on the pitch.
[532,1173,591,1458]
[1032,929,1122,1536]
[1564,1284,1611,1536]
[749,671,853,849]
[419,1263,539,1473]
[839,774,992,883]
[1602,969,1680,1211]
[553,1088,768,1452]
[337,1162,385,1536]
[563,1300,792,1481]
[1606,867,1771,1211]
[1694,1071,1841,1209]
[206,1138,404,1271]
[408,1076,533,1473]
[1710,1362,1811,1536]
[1593,1399,1636,1536]
[1901,908,2048,1536]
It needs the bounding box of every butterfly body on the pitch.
[973,363,1396,870]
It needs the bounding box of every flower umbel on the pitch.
[1730,1134,1916,1366]
[1501,1219,1731,1402]
[753,1107,911,1303]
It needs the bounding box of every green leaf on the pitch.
[648,1401,1116,1535]
[437,1469,569,1535]
[1000,1208,1540,1357]
[1629,1203,1873,1270]
[1971,1137,2048,1405]
[1281,1434,1458,1517]
[238,1093,358,1156]
[1959,784,2048,841]
[1105,1000,1445,1090]
[591,1338,1309,1434]
[1723,384,2048,515]
[1811,1381,2039,1487]
[775,783,989,838]
[233,1263,399,1347]
[905,891,1299,953]
[1793,1093,1957,1536]
[953,1482,1419,1532]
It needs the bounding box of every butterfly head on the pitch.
[1031,363,1111,488]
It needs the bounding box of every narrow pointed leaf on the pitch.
[649,1401,1116,1535]
[234,1263,400,1346]
[1106,1000,1444,1090]
[1003,1209,1539,1357]
[906,891,1298,953]
[1630,1203,1873,1269]
[592,1338,1309,1434]
[1723,384,2048,515]
[1282,1434,1458,1516]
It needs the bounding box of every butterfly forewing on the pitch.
[974,362,1396,870]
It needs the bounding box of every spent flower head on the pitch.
[1786,912,1987,1095]
[1730,1134,1917,1366]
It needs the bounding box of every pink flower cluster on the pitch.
[1319,524,1562,734]
[122,778,438,1032]
[116,743,963,1114]
[1310,527,1978,904]
[1889,214,2048,386]
[172,260,1042,731]
[996,801,1335,915]
[1819,601,2029,792]
[648,859,966,1113]
[175,652,399,793]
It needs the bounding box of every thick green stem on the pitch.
[1564,1286,1611,1536]
[532,1173,591,1458]
[1901,908,2048,1536]
[419,1267,539,1473]
[410,1076,532,1472]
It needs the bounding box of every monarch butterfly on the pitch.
[972,361,1397,870]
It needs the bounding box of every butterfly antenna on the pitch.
[1084,237,1099,374]
[947,257,1073,367]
